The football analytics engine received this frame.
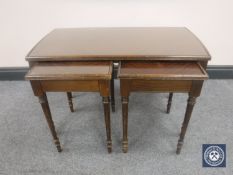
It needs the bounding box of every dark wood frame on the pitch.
[118,61,208,154]
[25,62,113,153]
[25,27,211,154]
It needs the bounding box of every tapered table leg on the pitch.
[102,97,112,153]
[176,95,196,154]
[67,92,74,112]
[111,67,115,112]
[167,92,173,114]
[38,93,62,152]
[122,96,129,153]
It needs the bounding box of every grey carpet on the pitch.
[0,80,232,175]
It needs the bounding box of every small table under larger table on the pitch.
[26,27,211,153]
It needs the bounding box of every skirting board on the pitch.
[0,66,233,80]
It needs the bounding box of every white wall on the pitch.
[0,0,233,67]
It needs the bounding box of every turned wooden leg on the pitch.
[38,93,62,152]
[167,92,173,114]
[122,96,129,153]
[111,67,115,112]
[67,92,74,112]
[176,95,196,154]
[102,97,112,153]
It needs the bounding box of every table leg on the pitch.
[102,97,112,153]
[167,92,173,114]
[122,96,129,153]
[38,93,62,152]
[67,92,74,112]
[176,95,196,154]
[111,66,115,112]
[176,80,203,154]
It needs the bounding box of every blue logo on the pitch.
[203,144,226,167]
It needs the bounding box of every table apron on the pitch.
[129,80,192,92]
[40,80,100,92]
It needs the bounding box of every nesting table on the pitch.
[25,27,211,153]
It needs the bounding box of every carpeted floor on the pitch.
[0,80,232,175]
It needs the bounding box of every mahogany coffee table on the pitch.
[25,27,210,153]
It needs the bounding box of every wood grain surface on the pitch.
[26,27,211,61]
[118,61,208,80]
[25,61,112,80]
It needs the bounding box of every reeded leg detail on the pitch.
[122,97,129,153]
[167,92,173,114]
[38,94,62,152]
[67,92,74,112]
[111,67,115,112]
[176,96,196,154]
[102,97,112,153]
